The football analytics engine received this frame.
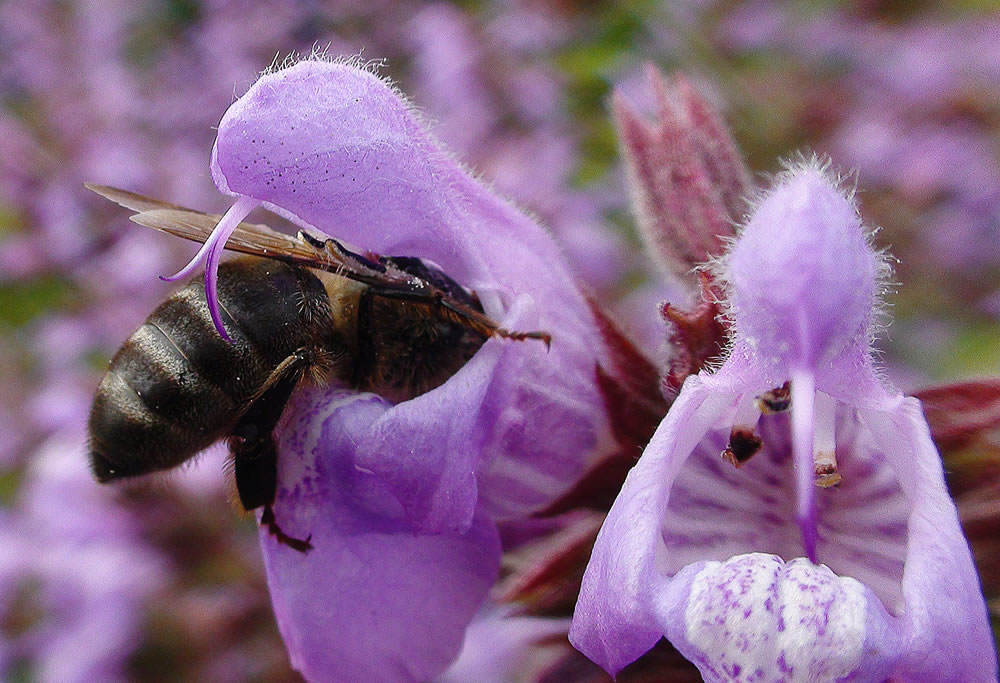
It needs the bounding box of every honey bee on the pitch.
[86,185,548,552]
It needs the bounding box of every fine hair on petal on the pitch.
[711,152,896,362]
[261,48,386,79]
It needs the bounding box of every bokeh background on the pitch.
[1,1,997,680]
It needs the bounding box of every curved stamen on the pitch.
[160,195,260,341]
[160,227,218,283]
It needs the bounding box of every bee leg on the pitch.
[230,349,315,553]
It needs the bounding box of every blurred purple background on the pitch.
[1,1,996,679]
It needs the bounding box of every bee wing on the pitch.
[86,183,370,273]
[85,183,190,214]
[129,208,324,264]
[86,184,551,345]
[129,206,540,341]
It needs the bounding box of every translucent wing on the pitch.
[85,184,550,345]
[132,208,330,264]
[86,183,366,274]
[85,184,189,214]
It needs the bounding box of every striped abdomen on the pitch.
[88,258,337,481]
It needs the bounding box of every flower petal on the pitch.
[572,157,995,679]
[350,318,519,534]
[569,374,739,675]
[263,391,502,682]
[294,295,561,535]
[656,554,900,682]
[213,60,615,679]
[572,351,997,678]
[438,607,571,683]
[859,396,997,680]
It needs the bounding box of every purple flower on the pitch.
[569,160,997,680]
[199,59,610,680]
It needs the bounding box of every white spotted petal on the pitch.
[660,554,899,682]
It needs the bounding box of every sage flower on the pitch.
[196,58,610,681]
[570,160,997,681]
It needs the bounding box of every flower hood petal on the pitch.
[212,60,568,293]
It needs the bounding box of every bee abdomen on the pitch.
[89,369,221,481]
[89,316,245,481]
[148,287,266,402]
[116,322,237,423]
[88,258,335,483]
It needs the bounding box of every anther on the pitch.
[756,381,791,413]
[722,397,763,467]
[722,427,763,467]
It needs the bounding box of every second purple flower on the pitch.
[570,160,997,681]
